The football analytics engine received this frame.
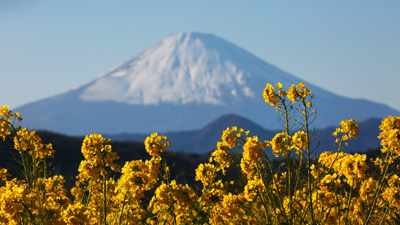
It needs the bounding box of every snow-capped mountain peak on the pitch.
[78,32,292,106]
[15,32,400,135]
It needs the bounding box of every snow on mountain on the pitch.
[15,32,400,135]
[77,32,296,106]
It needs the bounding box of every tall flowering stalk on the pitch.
[73,133,120,225]
[262,82,317,224]
[0,106,69,224]
[2,81,400,224]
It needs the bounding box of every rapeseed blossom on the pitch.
[291,130,307,156]
[0,106,22,141]
[378,115,400,155]
[1,82,400,224]
[144,133,171,157]
[319,152,368,186]
[263,83,280,106]
[241,136,269,179]
[271,132,291,157]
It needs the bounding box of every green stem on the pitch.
[301,100,314,224]
[9,123,33,188]
[364,150,393,224]
[101,151,108,225]
[103,173,107,225]
[118,190,130,225]
[344,178,354,225]
[283,102,293,225]
[265,156,290,224]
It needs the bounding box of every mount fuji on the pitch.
[15,32,400,135]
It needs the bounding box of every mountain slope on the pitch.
[77,32,296,106]
[15,32,400,135]
[104,114,383,155]
[104,114,277,153]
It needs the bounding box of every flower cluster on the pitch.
[241,136,269,179]
[221,126,246,148]
[378,115,400,155]
[144,133,171,157]
[14,128,55,160]
[332,118,360,143]
[0,175,69,224]
[210,142,233,175]
[287,82,312,103]
[291,130,308,156]
[0,106,22,140]
[263,83,280,106]
[209,193,255,224]
[118,159,159,199]
[1,81,400,224]
[319,152,368,186]
[77,133,120,182]
[271,132,291,157]
[148,180,197,224]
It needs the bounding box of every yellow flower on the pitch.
[378,116,400,157]
[340,119,360,139]
[286,82,312,103]
[332,127,340,137]
[209,193,254,224]
[319,152,368,186]
[240,136,269,179]
[0,168,10,182]
[263,83,280,106]
[149,181,197,224]
[13,128,55,160]
[278,90,287,96]
[221,127,239,148]
[244,178,265,201]
[77,133,120,183]
[0,106,9,115]
[291,131,307,150]
[144,133,170,157]
[195,163,216,186]
[211,144,233,175]
[287,85,297,103]
[296,82,306,89]
[117,159,160,199]
[271,132,291,157]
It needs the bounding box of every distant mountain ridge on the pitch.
[15,32,400,135]
[103,114,382,155]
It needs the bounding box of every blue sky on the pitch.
[1,1,400,112]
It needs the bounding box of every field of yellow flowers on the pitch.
[1,82,400,224]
